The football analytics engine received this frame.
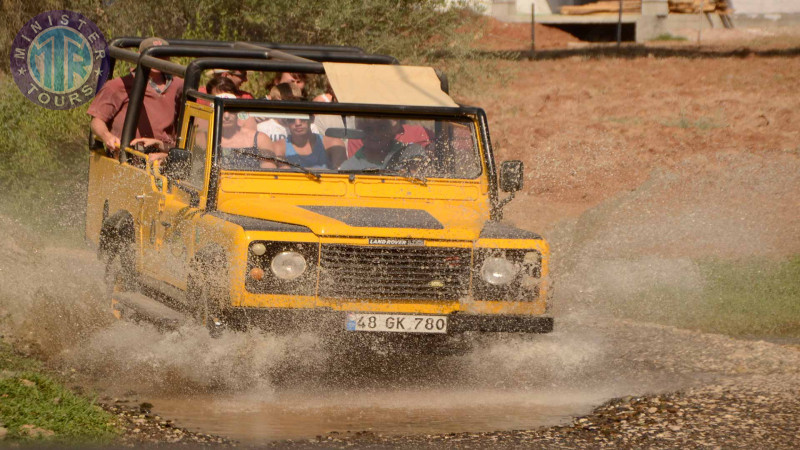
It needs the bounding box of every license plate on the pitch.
[345,313,447,334]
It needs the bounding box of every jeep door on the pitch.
[140,103,213,292]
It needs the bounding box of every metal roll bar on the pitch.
[109,37,366,54]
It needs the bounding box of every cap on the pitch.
[139,37,169,52]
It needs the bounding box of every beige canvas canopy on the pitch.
[323,62,458,108]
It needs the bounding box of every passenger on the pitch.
[312,79,336,103]
[275,115,331,169]
[338,119,426,171]
[216,93,276,169]
[268,72,308,98]
[205,75,238,96]
[205,77,260,131]
[257,83,305,142]
[346,119,431,158]
[88,37,183,159]
[311,79,345,137]
[199,70,253,98]
[257,83,345,169]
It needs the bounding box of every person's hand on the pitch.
[131,137,165,152]
[104,135,120,151]
[148,152,168,162]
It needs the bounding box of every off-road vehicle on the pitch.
[86,38,553,347]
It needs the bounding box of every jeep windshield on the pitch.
[216,110,483,180]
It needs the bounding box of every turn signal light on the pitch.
[249,267,265,280]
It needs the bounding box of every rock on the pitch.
[19,379,35,387]
[0,427,7,439]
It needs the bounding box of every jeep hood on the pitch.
[217,196,489,241]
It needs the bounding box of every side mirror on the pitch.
[162,148,191,180]
[499,160,524,192]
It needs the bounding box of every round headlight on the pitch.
[270,251,307,280]
[251,242,267,256]
[480,257,519,285]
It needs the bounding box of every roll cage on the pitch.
[105,38,502,218]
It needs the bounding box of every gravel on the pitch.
[100,400,236,446]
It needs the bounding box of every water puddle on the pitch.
[148,387,598,443]
[73,317,691,444]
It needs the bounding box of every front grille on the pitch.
[319,244,471,300]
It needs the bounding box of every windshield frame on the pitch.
[204,93,488,176]
[195,91,499,213]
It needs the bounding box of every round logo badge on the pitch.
[9,10,110,110]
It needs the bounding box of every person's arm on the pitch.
[323,135,346,169]
[90,117,120,151]
[257,133,278,168]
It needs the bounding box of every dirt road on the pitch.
[0,26,798,447]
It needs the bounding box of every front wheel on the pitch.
[187,253,229,338]
[104,243,138,320]
[197,281,226,338]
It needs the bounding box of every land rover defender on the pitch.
[86,38,553,344]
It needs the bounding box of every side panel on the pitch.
[139,102,214,291]
[85,152,155,248]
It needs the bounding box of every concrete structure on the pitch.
[485,0,799,42]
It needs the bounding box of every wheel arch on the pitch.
[99,210,136,260]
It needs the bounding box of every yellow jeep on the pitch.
[86,39,552,345]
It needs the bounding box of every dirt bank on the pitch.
[457,32,800,239]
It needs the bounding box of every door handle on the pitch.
[161,222,171,228]
[135,194,146,200]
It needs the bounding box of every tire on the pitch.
[188,252,229,338]
[104,242,138,320]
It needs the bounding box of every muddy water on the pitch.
[89,316,690,444]
[149,387,593,443]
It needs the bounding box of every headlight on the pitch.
[480,257,519,285]
[270,251,307,280]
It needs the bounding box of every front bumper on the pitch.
[449,314,553,333]
[227,307,553,334]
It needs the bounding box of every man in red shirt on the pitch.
[87,37,183,154]
[346,121,432,158]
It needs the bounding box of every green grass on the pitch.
[0,343,119,444]
[617,257,800,339]
[0,75,90,246]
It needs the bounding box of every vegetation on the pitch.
[2,0,481,72]
[0,0,487,242]
[615,257,800,339]
[0,343,118,443]
[0,74,89,243]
